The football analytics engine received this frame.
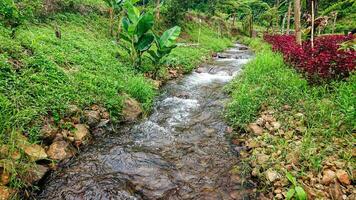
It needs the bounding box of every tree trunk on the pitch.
[276,0,280,33]
[306,0,318,17]
[286,1,292,34]
[294,0,302,45]
[311,0,314,48]
[155,0,160,21]
[332,12,338,34]
[282,12,287,34]
[109,8,114,36]
[249,15,253,37]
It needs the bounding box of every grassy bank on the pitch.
[226,37,355,199]
[0,4,233,195]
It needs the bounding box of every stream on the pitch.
[37,44,254,200]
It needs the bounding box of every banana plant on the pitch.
[120,1,155,68]
[148,26,181,78]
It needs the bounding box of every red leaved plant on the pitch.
[264,34,356,82]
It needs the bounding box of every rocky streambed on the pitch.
[36,44,254,200]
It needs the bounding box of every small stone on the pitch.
[46,141,73,161]
[336,170,350,185]
[40,124,58,139]
[329,183,343,200]
[265,169,280,182]
[256,118,265,126]
[101,111,110,120]
[256,154,269,165]
[152,80,162,89]
[248,123,263,135]
[196,68,204,73]
[84,110,101,126]
[322,169,336,185]
[275,194,283,199]
[67,105,80,115]
[0,171,10,185]
[283,105,291,110]
[226,127,233,134]
[22,144,47,161]
[23,165,49,184]
[271,122,281,130]
[274,189,282,194]
[73,124,89,141]
[251,168,259,177]
[122,95,142,122]
[0,186,13,200]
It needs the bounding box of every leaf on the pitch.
[295,186,307,200]
[122,17,130,31]
[124,1,139,23]
[135,12,154,37]
[286,172,297,186]
[286,188,295,200]
[136,33,154,52]
[158,26,181,48]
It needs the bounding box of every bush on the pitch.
[264,34,356,82]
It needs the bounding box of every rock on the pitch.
[46,141,73,161]
[0,171,10,185]
[22,144,47,161]
[262,114,275,123]
[122,96,142,122]
[0,186,13,200]
[67,105,80,115]
[84,110,101,126]
[226,127,233,134]
[40,124,58,140]
[271,122,281,130]
[275,194,283,199]
[329,183,343,200]
[73,124,89,141]
[195,68,204,73]
[23,165,49,184]
[336,170,350,185]
[265,169,280,182]
[256,154,269,165]
[251,168,259,177]
[322,169,336,185]
[152,80,162,89]
[283,105,291,110]
[248,123,263,135]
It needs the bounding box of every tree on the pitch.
[286,1,292,34]
[294,0,302,45]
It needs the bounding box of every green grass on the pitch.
[0,7,234,191]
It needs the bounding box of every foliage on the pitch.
[285,172,307,200]
[227,37,355,136]
[264,34,356,81]
[148,26,181,77]
[120,1,155,67]
[0,0,42,28]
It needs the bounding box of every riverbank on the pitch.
[0,4,233,198]
[226,37,355,199]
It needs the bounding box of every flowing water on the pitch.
[37,44,254,200]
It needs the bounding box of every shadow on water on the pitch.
[37,44,256,200]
